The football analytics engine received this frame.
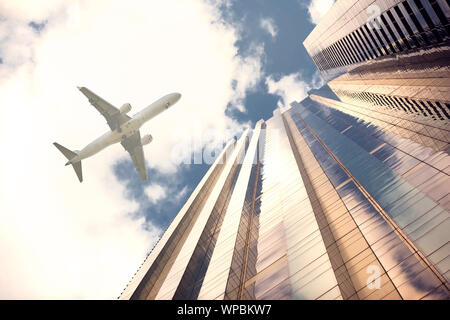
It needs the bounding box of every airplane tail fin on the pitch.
[53,142,83,182]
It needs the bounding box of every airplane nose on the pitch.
[166,93,181,108]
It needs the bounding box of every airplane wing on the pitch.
[121,131,148,181]
[78,87,131,131]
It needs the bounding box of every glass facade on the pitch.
[284,99,449,299]
[303,0,450,81]
[119,0,449,300]
[118,99,449,299]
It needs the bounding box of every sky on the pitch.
[0,0,335,299]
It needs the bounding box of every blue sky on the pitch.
[224,0,319,124]
[115,1,321,233]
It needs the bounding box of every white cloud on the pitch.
[0,0,264,299]
[311,69,325,89]
[265,70,326,111]
[259,17,278,38]
[266,73,311,111]
[144,183,189,205]
[145,184,167,204]
[228,43,264,113]
[178,186,189,199]
[307,0,335,24]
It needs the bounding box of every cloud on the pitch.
[266,73,311,110]
[307,0,335,24]
[311,69,325,89]
[176,186,189,201]
[227,42,265,113]
[144,184,167,204]
[259,17,278,38]
[0,0,264,299]
[144,182,189,208]
[266,70,326,111]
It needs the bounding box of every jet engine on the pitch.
[119,103,132,114]
[141,134,153,146]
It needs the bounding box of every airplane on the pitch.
[54,87,181,182]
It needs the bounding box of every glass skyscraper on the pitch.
[303,0,450,81]
[120,0,449,300]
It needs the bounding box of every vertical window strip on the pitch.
[331,43,343,67]
[387,95,403,112]
[337,40,352,65]
[401,97,419,114]
[317,52,326,70]
[321,48,331,69]
[327,44,337,67]
[380,13,404,51]
[316,55,325,71]
[324,49,334,69]
[387,96,401,112]
[373,94,383,106]
[347,34,365,62]
[420,0,447,32]
[367,23,390,54]
[402,1,431,45]
[359,26,382,57]
[426,101,445,120]
[319,50,330,70]
[340,37,357,63]
[386,10,412,50]
[354,29,374,59]
[322,47,332,69]
[418,99,437,117]
[434,101,450,119]
[312,55,324,71]
[378,95,392,110]
[445,103,450,116]
[428,0,450,35]
[311,55,320,71]
[375,18,397,53]
[326,46,338,68]
[324,49,333,70]
[350,31,369,60]
[331,45,341,67]
[394,96,413,113]
[365,92,375,104]
[344,35,362,62]
[384,95,397,110]
[406,98,426,116]
[410,99,429,117]
[347,33,365,61]
[413,0,443,42]
[337,39,353,65]
[390,95,407,112]
[393,5,421,48]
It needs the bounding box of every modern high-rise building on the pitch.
[119,0,449,300]
[303,0,450,81]
[119,95,449,299]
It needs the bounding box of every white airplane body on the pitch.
[54,87,181,182]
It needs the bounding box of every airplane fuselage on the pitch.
[68,92,181,164]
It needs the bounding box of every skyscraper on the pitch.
[119,99,449,299]
[303,0,450,81]
[120,0,449,300]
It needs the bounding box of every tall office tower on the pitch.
[303,0,450,134]
[119,0,449,300]
[119,96,449,299]
[303,0,450,81]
